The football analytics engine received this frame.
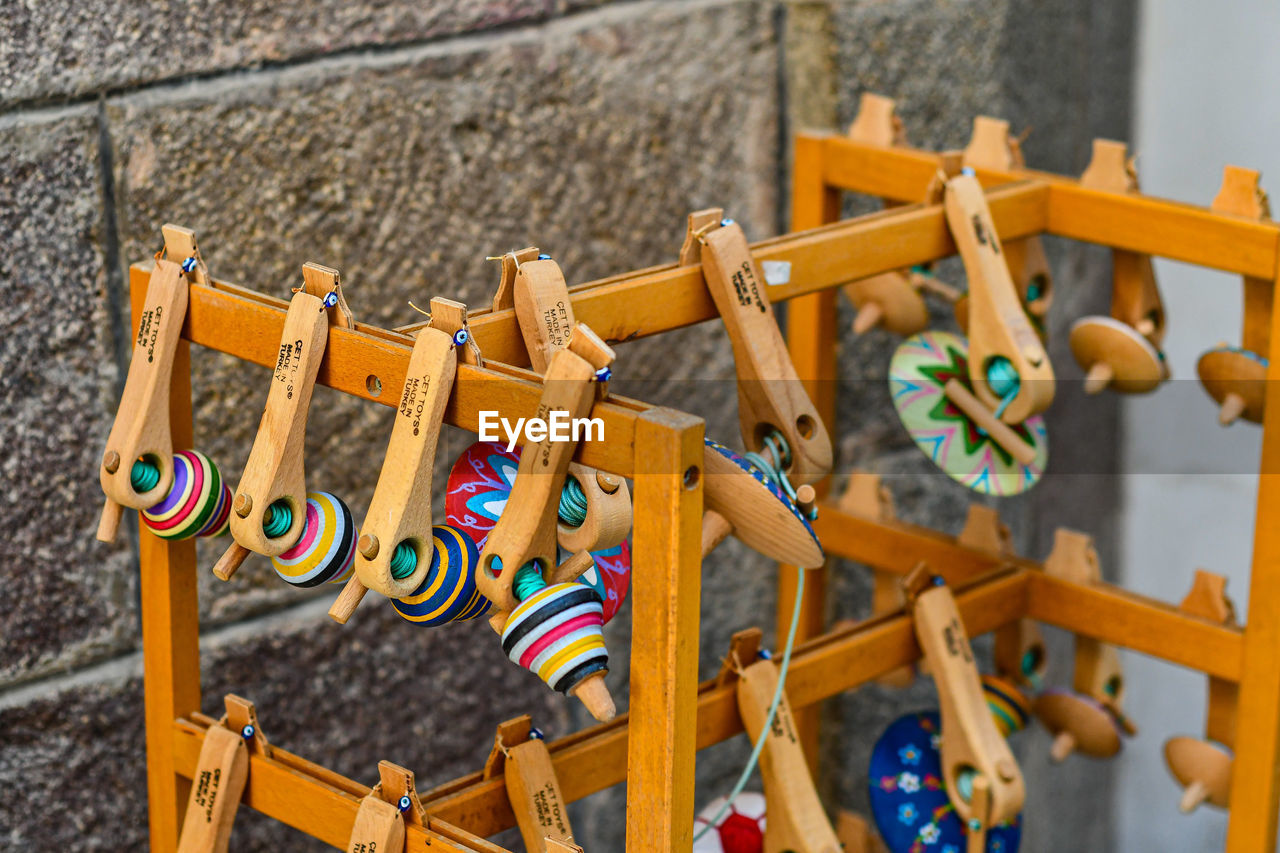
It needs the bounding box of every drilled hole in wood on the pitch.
[796,414,816,440]
[683,466,700,490]
[366,375,382,397]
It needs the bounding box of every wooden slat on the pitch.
[174,571,1029,842]
[626,409,705,853]
[814,504,1243,681]
[394,183,1049,367]
[136,277,202,852]
[818,134,1280,278]
[133,266,643,476]
[1227,272,1280,851]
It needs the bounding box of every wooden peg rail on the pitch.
[129,109,1280,853]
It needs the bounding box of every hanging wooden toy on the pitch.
[962,116,1054,331]
[868,569,1027,853]
[1164,570,1238,812]
[473,321,618,721]
[445,439,631,624]
[212,263,356,585]
[326,297,487,624]
[1197,166,1272,425]
[176,695,268,853]
[1068,139,1170,394]
[506,250,633,554]
[482,715,577,852]
[890,171,1053,496]
[688,209,833,486]
[693,793,768,853]
[98,225,232,545]
[843,95,963,337]
[1033,530,1137,762]
[345,760,428,853]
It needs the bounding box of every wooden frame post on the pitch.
[626,409,705,852]
[782,133,842,770]
[135,279,202,851]
[1226,269,1280,851]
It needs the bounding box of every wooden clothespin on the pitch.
[1035,530,1136,762]
[837,473,913,687]
[483,717,576,852]
[952,506,1048,691]
[715,628,764,689]
[176,695,267,853]
[98,225,211,542]
[213,263,340,580]
[1165,570,1238,812]
[941,173,1055,450]
[702,439,824,567]
[1198,166,1272,425]
[490,247,544,313]
[842,95,931,338]
[476,324,615,614]
[902,567,1025,848]
[737,656,842,853]
[692,211,834,486]
[1069,140,1169,395]
[329,298,462,623]
[346,761,427,853]
[962,117,1054,323]
[511,255,632,553]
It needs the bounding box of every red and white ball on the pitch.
[692,792,766,853]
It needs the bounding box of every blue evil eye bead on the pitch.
[537,253,552,261]
[391,526,491,626]
[181,257,198,273]
[241,725,255,739]
[453,329,470,346]
[594,367,612,382]
[720,218,735,226]
[530,727,545,740]
[322,291,339,308]
[398,796,412,812]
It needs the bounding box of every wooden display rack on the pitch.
[132,102,1280,852]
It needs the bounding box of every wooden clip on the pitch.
[300,261,354,329]
[962,118,1053,322]
[1036,530,1135,761]
[214,265,334,579]
[176,695,262,853]
[344,304,457,609]
[476,326,615,614]
[161,224,212,287]
[697,217,833,485]
[848,92,907,147]
[943,174,1055,425]
[347,761,426,853]
[430,297,483,367]
[483,716,532,780]
[835,811,889,853]
[702,440,824,567]
[512,257,632,553]
[905,569,1025,833]
[1165,571,1239,812]
[737,658,842,853]
[504,733,575,851]
[491,247,544,312]
[97,257,188,541]
[715,627,763,688]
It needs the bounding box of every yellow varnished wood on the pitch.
[224,282,331,561]
[944,174,1055,423]
[98,258,188,539]
[512,258,632,553]
[906,569,1024,829]
[476,329,614,613]
[354,324,457,598]
[736,658,840,853]
[699,220,833,484]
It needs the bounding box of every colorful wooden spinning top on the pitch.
[1070,316,1167,395]
[389,525,490,626]
[269,491,356,588]
[501,578,614,722]
[889,331,1047,496]
[1197,345,1266,425]
[445,440,630,623]
[702,438,823,567]
[139,449,232,541]
[1035,687,1134,762]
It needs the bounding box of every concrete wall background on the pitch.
[1116,1,1280,850]
[0,1,1134,849]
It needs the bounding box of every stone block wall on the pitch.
[0,1,1134,850]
